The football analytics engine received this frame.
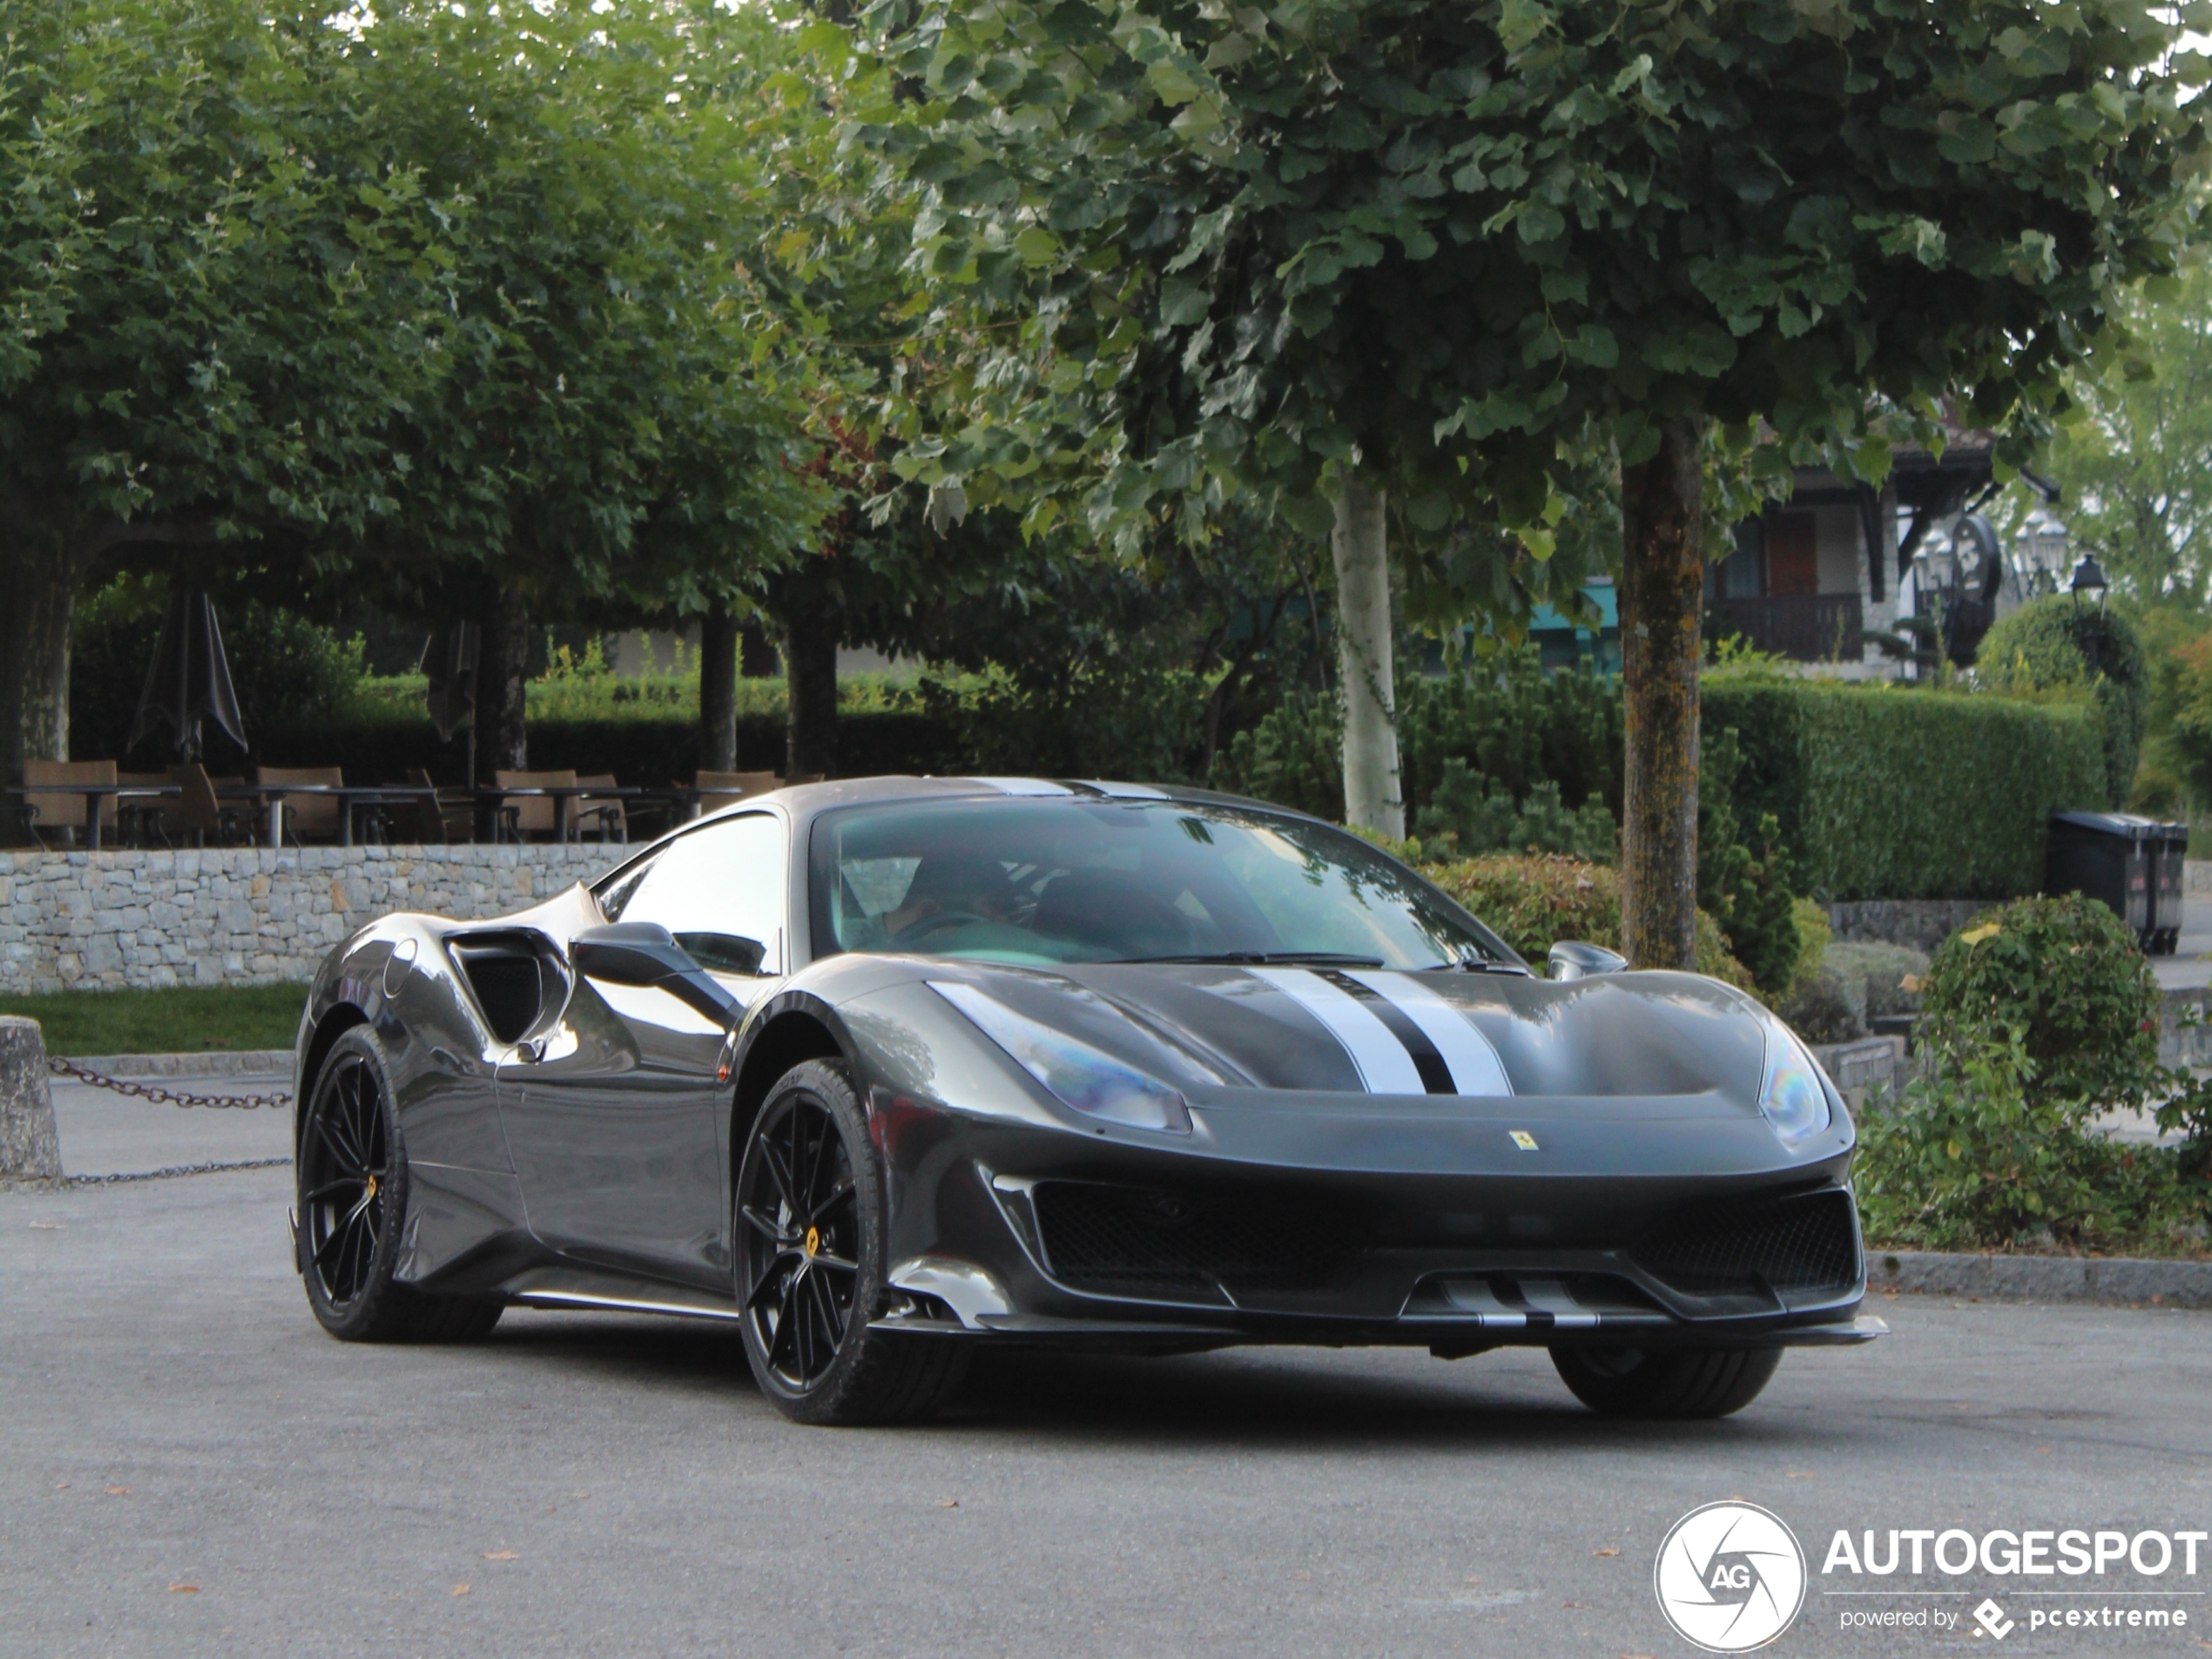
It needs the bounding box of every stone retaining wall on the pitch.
[0,846,623,993]
[1824,898,1991,954]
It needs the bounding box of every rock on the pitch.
[0,1016,62,1182]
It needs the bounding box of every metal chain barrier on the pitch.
[47,1055,292,1112]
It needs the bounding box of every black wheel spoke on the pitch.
[770,1277,801,1375]
[739,1204,797,1245]
[811,1251,858,1274]
[302,1178,360,1204]
[314,1116,363,1178]
[813,1179,855,1216]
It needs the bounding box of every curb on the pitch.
[1871,1250,2212,1309]
[62,1049,293,1078]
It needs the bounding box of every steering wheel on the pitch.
[893,910,996,948]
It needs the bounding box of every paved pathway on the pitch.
[3,1167,2209,1658]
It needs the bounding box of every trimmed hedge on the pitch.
[1703,675,2106,902]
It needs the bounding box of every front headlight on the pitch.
[929,981,1193,1135]
[1760,1028,1833,1146]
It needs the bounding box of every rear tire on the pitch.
[735,1060,969,1425]
[297,1026,502,1345]
[1549,1345,1781,1420]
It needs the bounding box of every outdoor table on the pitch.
[243,784,440,848]
[10,783,172,852]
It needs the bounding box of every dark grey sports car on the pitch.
[290,777,1882,1424]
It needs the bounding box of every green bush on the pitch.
[1854,1028,2200,1253]
[1703,671,2107,900]
[1422,853,1756,992]
[1976,596,2148,808]
[1697,725,1801,995]
[1853,889,2212,1254]
[1413,762,1618,862]
[1916,893,2161,1114]
[916,658,1210,783]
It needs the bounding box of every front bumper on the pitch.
[865,1091,1878,1354]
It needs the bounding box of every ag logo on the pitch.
[1653,1501,1807,1652]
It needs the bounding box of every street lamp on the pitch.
[2069,553,2108,611]
[2070,553,2108,677]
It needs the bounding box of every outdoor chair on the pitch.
[575,774,627,844]
[406,769,475,845]
[170,764,252,848]
[21,759,117,849]
[691,770,779,818]
[255,765,344,848]
[118,771,185,847]
[493,769,577,842]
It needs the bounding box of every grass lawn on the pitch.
[0,983,307,1056]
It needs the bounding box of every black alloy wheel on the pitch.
[735,1061,969,1425]
[1549,1345,1782,1419]
[296,1026,502,1344]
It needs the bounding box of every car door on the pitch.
[497,811,788,1290]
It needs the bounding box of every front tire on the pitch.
[1549,1345,1781,1420]
[735,1061,968,1425]
[297,1027,502,1344]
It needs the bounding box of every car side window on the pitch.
[611,813,787,974]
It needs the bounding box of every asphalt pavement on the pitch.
[3,1166,2210,1658]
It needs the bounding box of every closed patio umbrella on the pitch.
[128,590,246,761]
[420,622,481,786]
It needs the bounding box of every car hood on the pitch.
[932,961,1772,1109]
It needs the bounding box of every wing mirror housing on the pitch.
[571,922,741,1024]
[1548,940,1629,981]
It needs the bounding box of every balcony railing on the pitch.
[1716,594,1863,663]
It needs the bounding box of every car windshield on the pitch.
[809,796,1521,970]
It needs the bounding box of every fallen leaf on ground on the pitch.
[1786,1470,1815,1479]
[53,1481,69,1490]
[938,1499,959,1509]
[451,1584,470,1597]
[105,1487,130,1496]
[168,1584,198,1594]
[1593,1547,1619,1557]
[29,1221,62,1231]
[482,1551,518,1561]
[2036,1447,2054,1455]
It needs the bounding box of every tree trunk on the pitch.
[783,608,838,780]
[1330,476,1402,838]
[475,580,529,784]
[1,532,83,809]
[1618,418,1706,970]
[698,598,739,773]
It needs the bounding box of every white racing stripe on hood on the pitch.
[1346,970,1514,1097]
[1248,968,1425,1095]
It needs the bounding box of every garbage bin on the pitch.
[2151,820,2190,954]
[2046,812,2180,952]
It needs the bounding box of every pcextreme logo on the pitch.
[1654,1501,1809,1653]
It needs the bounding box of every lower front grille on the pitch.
[1031,1182,1358,1301]
[1633,1189,1860,1298]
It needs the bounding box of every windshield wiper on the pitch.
[1116,950,1387,968]
[1422,955,1533,975]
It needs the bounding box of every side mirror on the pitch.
[572,922,739,1024]
[1548,940,1629,981]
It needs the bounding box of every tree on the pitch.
[2021,260,2212,609]
[0,0,436,799]
[853,0,2204,965]
[323,0,822,782]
